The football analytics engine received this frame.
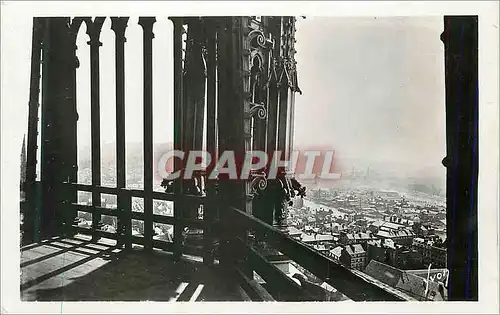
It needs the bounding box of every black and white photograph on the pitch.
[1,1,498,314]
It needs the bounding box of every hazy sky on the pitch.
[294,17,446,174]
[4,16,446,177]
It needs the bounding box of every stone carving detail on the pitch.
[249,171,268,197]
[245,102,267,120]
[84,17,106,47]
[248,29,273,50]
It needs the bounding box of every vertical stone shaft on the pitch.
[111,17,129,246]
[170,17,185,260]
[139,17,156,250]
[86,17,106,240]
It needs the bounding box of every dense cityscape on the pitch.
[74,144,448,301]
[285,181,447,301]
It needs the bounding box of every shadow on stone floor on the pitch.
[21,238,244,301]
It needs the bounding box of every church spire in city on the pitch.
[20,134,27,185]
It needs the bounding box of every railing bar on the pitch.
[62,183,210,202]
[131,213,175,225]
[151,239,175,252]
[151,191,173,200]
[236,238,312,301]
[233,267,275,302]
[129,189,145,197]
[131,235,145,245]
[228,206,413,301]
[131,211,142,220]
[72,204,212,230]
[131,236,174,252]
[72,203,119,216]
[145,190,206,200]
[74,226,118,240]
[62,183,110,194]
[180,218,206,229]
[182,244,204,258]
[153,214,175,225]
[130,211,208,229]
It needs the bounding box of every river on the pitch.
[302,198,344,217]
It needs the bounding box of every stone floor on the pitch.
[20,235,246,301]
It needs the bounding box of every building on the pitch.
[300,233,335,246]
[366,238,424,270]
[292,197,304,209]
[376,227,415,246]
[339,231,376,247]
[412,238,447,268]
[287,226,303,240]
[368,219,406,234]
[340,244,366,270]
[312,244,329,255]
[364,260,447,301]
[329,246,343,262]
[366,239,394,266]
[376,190,401,201]
[394,247,424,270]
[406,268,449,289]
[384,215,414,227]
